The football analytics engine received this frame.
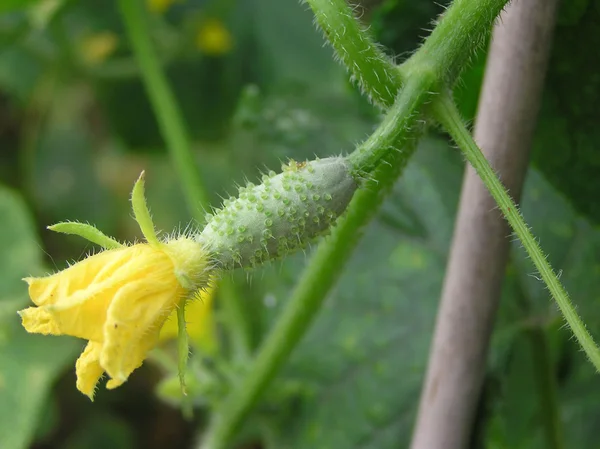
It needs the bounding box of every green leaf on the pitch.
[0,0,38,14]
[513,5,600,225]
[0,187,79,446]
[30,85,118,242]
[0,185,79,449]
[252,0,345,91]
[63,413,135,449]
[0,187,43,301]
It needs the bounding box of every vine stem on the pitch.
[117,0,251,373]
[200,74,434,449]
[433,94,600,371]
[303,0,402,108]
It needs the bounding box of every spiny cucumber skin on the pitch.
[197,157,357,270]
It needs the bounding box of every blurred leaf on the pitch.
[31,84,118,244]
[0,45,43,103]
[0,0,38,14]
[251,0,345,91]
[484,332,543,449]
[531,2,600,222]
[0,185,79,449]
[0,187,42,301]
[63,413,135,449]
[371,0,452,60]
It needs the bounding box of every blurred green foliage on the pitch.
[1,0,600,449]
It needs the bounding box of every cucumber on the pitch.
[197,157,358,269]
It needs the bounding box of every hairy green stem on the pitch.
[118,0,251,377]
[304,0,402,108]
[404,0,509,85]
[200,75,434,449]
[433,94,600,370]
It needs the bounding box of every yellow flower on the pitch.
[79,31,119,66]
[147,0,178,14]
[18,173,210,400]
[196,18,233,56]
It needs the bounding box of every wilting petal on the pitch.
[105,332,159,390]
[100,277,183,385]
[22,245,173,342]
[25,248,132,307]
[19,307,61,335]
[75,341,104,400]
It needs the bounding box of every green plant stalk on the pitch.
[200,75,434,449]
[306,0,510,112]
[433,93,600,370]
[118,0,208,211]
[118,0,251,368]
[404,0,507,85]
[527,326,565,449]
[177,301,193,419]
[304,0,402,108]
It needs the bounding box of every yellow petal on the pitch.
[105,333,157,390]
[23,245,173,342]
[100,277,183,384]
[18,307,61,335]
[75,341,104,400]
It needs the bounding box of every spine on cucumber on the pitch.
[197,157,357,270]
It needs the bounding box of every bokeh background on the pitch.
[2,0,600,448]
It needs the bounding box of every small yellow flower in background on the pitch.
[79,31,119,66]
[196,18,233,56]
[147,0,178,14]
[160,287,217,355]
[18,173,210,400]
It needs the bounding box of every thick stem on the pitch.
[200,75,434,449]
[411,3,562,448]
[304,0,402,109]
[404,0,509,85]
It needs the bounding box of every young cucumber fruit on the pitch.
[197,157,358,270]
